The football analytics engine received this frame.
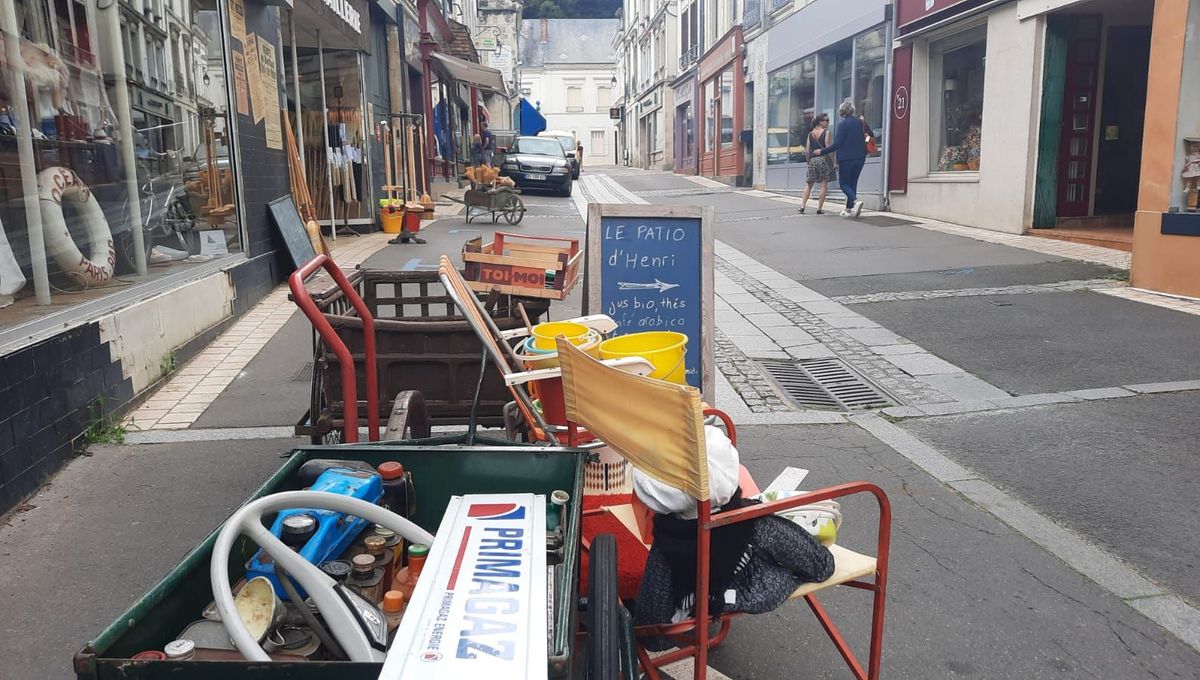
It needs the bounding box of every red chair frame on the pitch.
[571,406,891,680]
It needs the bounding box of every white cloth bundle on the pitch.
[632,425,740,519]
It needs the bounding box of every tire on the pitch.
[586,533,620,680]
[560,179,573,198]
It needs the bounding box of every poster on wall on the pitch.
[258,36,283,150]
[231,50,250,116]
[229,0,247,42]
[243,33,265,124]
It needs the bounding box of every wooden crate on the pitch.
[462,231,581,300]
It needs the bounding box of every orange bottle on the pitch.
[391,543,429,599]
[380,590,406,640]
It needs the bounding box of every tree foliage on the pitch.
[523,0,621,19]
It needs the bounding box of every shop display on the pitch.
[0,0,243,321]
[1182,137,1200,212]
[37,167,115,285]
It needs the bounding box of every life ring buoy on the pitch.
[38,166,115,285]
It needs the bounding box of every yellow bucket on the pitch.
[598,331,688,384]
[532,321,591,350]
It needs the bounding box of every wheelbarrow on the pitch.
[449,185,526,225]
[71,441,623,679]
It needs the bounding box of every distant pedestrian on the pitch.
[799,113,835,215]
[480,122,496,165]
[812,100,875,218]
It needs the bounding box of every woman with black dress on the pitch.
[799,114,835,215]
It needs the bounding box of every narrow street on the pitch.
[2,167,1198,678]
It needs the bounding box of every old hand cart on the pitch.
[450,185,526,225]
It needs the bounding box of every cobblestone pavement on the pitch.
[712,330,793,413]
[830,278,1123,305]
[717,257,954,406]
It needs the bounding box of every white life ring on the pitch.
[38,166,115,284]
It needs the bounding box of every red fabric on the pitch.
[580,494,648,600]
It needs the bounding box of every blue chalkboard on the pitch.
[587,204,714,399]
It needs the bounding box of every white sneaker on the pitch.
[839,209,852,217]
[852,200,864,217]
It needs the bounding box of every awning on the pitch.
[430,52,505,92]
[515,98,547,136]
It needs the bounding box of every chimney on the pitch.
[540,18,549,43]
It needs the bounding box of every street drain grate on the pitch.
[757,358,893,411]
[291,361,314,381]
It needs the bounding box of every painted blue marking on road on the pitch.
[401,258,423,271]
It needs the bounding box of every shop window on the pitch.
[719,70,733,148]
[0,0,243,326]
[854,27,886,157]
[817,42,852,137]
[931,25,987,172]
[704,79,715,153]
[590,130,605,155]
[789,57,815,163]
[766,68,789,165]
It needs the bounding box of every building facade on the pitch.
[477,0,522,129]
[518,19,619,163]
[0,0,445,514]
[614,0,678,170]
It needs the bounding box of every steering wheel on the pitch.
[210,491,435,662]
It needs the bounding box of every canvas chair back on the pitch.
[555,337,709,502]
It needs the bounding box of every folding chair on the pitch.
[554,337,892,680]
[436,255,650,444]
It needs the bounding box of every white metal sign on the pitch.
[379,494,548,680]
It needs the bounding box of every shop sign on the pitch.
[698,27,742,82]
[323,0,362,34]
[896,0,973,30]
[258,36,283,150]
[610,106,622,120]
[478,36,497,51]
[888,44,913,193]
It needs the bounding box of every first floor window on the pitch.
[931,25,987,171]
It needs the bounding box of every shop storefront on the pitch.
[0,0,305,514]
[763,0,889,205]
[284,0,375,233]
[416,0,503,192]
[889,0,1155,237]
[1130,0,1200,298]
[697,27,743,181]
[672,74,697,174]
[0,0,247,322]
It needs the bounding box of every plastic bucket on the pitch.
[379,208,404,234]
[518,335,599,425]
[532,321,591,350]
[598,331,688,384]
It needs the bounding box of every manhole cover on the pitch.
[757,358,892,411]
[291,361,314,381]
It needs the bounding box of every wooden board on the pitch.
[585,203,715,402]
[268,195,317,271]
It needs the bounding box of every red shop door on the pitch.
[1056,15,1102,218]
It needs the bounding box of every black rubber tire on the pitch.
[587,533,620,680]
[560,180,573,198]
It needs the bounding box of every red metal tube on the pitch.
[288,255,380,443]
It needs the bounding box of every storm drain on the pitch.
[757,358,892,411]
[291,361,314,381]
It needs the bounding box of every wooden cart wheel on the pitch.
[502,193,525,225]
[586,533,621,680]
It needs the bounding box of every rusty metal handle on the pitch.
[289,255,379,443]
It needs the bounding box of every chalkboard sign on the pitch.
[586,203,715,401]
[268,195,317,271]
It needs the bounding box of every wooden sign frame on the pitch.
[586,203,716,403]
